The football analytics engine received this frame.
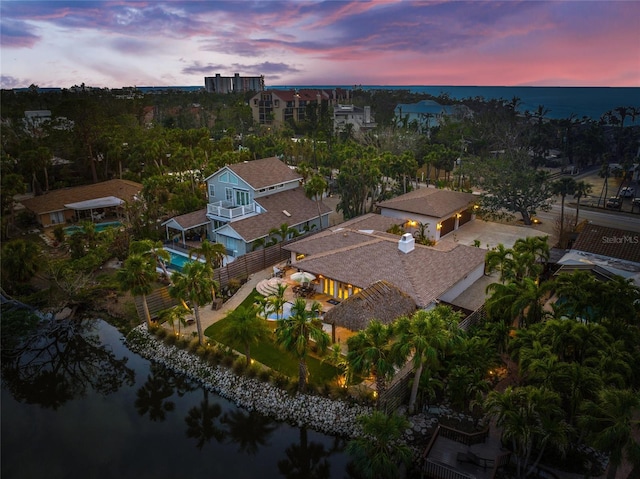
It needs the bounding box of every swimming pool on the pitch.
[63,221,122,235]
[266,301,294,321]
[164,248,204,272]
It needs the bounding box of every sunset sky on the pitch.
[1,0,638,89]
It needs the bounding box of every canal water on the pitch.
[1,318,350,479]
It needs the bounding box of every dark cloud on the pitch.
[0,75,25,89]
[0,19,40,48]
[110,37,155,55]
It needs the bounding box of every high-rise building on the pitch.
[204,73,264,93]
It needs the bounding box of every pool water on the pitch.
[163,248,205,272]
[63,221,122,235]
[266,301,294,321]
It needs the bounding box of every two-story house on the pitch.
[333,104,377,134]
[203,157,332,257]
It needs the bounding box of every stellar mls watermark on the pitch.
[602,235,639,244]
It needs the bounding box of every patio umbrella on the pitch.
[290,271,316,283]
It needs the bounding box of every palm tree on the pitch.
[485,278,549,328]
[268,283,289,320]
[512,236,549,280]
[274,298,329,392]
[185,389,225,449]
[392,306,457,414]
[551,178,577,248]
[485,244,514,283]
[269,223,299,244]
[220,305,270,366]
[346,320,396,403]
[578,388,640,479]
[304,173,328,230]
[190,239,226,270]
[485,385,570,478]
[158,305,189,336]
[345,411,413,479]
[129,239,172,281]
[116,253,157,327]
[573,180,593,228]
[170,261,214,345]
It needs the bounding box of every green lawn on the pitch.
[205,289,340,386]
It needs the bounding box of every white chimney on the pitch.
[398,233,415,254]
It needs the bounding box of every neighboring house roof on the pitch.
[377,188,477,219]
[323,280,417,331]
[268,89,330,102]
[227,188,332,242]
[21,179,142,215]
[571,224,640,264]
[162,208,209,231]
[225,157,302,190]
[337,213,405,234]
[284,227,486,308]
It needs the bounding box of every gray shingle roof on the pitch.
[228,188,331,242]
[227,157,302,190]
[572,224,640,264]
[286,227,486,308]
[377,188,477,219]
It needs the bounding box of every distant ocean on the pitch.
[271,85,640,124]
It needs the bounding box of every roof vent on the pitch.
[398,233,415,254]
[283,210,291,217]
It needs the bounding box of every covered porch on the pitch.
[161,208,209,247]
[64,196,125,223]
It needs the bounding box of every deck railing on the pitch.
[439,424,490,446]
[207,201,256,219]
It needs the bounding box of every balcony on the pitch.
[207,200,256,220]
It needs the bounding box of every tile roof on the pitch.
[226,157,302,190]
[227,188,332,242]
[571,224,640,264]
[268,89,331,102]
[21,179,142,215]
[285,227,486,308]
[377,188,477,219]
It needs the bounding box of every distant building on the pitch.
[204,73,264,94]
[394,100,473,132]
[333,104,376,134]
[249,88,351,128]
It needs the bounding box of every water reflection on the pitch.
[1,313,134,409]
[1,316,350,478]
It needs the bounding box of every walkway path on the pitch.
[180,266,275,336]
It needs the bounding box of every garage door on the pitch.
[458,210,472,226]
[440,216,455,236]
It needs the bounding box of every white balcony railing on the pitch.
[207,201,256,219]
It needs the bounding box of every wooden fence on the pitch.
[458,304,486,331]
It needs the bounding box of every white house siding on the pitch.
[437,263,485,304]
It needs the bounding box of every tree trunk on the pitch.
[298,359,307,392]
[559,195,566,248]
[142,294,152,327]
[575,197,581,228]
[408,361,424,414]
[194,305,204,345]
[245,344,251,366]
[520,210,532,225]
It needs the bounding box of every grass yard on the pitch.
[205,289,340,387]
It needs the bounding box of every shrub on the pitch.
[164,333,177,345]
[258,369,271,382]
[272,373,290,389]
[246,364,260,378]
[221,354,235,368]
[232,357,247,375]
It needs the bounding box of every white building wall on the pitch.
[437,262,485,303]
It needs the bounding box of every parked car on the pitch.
[606,196,622,209]
[620,187,635,197]
[632,197,640,213]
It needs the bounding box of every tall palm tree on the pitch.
[485,278,549,328]
[190,239,225,308]
[485,385,570,478]
[346,320,396,403]
[220,305,270,366]
[485,244,514,283]
[170,261,214,345]
[345,411,413,479]
[551,178,577,248]
[573,180,593,228]
[274,298,329,392]
[129,239,171,282]
[304,173,328,230]
[578,388,640,479]
[512,235,549,280]
[116,253,157,327]
[392,306,457,414]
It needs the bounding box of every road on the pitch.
[537,203,640,233]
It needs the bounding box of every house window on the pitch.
[222,236,236,254]
[225,188,233,202]
[50,211,64,225]
[219,171,238,185]
[235,189,250,206]
[208,184,215,198]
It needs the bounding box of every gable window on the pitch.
[219,171,239,185]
